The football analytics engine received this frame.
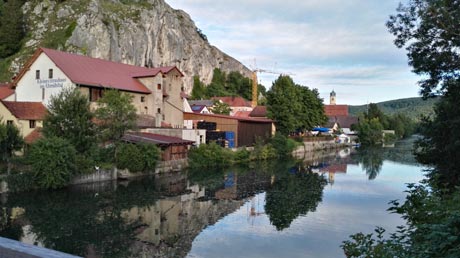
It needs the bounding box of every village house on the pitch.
[183,112,274,147]
[10,47,186,129]
[211,96,253,116]
[323,90,358,134]
[0,100,47,142]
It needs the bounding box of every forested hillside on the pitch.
[349,97,439,120]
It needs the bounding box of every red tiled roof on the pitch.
[24,128,43,144]
[183,112,274,123]
[324,105,349,116]
[233,111,251,118]
[212,96,251,107]
[0,83,14,100]
[13,48,184,94]
[122,132,194,146]
[249,106,267,117]
[1,101,47,120]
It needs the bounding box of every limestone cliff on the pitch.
[13,0,251,91]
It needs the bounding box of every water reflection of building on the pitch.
[214,171,274,200]
[306,148,358,185]
[119,174,245,257]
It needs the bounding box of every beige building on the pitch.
[11,47,186,128]
[0,101,47,141]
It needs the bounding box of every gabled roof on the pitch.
[183,112,274,123]
[249,106,267,117]
[122,132,194,146]
[188,99,214,107]
[327,115,359,129]
[212,96,251,107]
[324,105,349,116]
[233,111,251,118]
[1,101,47,120]
[0,83,14,100]
[191,105,207,113]
[13,48,184,94]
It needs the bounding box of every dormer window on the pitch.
[36,70,40,80]
[48,69,53,79]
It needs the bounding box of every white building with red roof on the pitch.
[11,48,187,129]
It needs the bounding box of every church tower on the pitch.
[330,90,336,105]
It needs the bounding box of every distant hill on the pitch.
[349,97,439,121]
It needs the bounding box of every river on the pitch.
[0,137,425,257]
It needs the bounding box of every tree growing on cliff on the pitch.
[0,0,26,58]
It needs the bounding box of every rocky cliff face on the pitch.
[16,0,251,91]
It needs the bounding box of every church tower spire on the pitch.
[330,90,336,105]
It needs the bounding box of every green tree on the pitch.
[387,0,460,188]
[0,0,26,58]
[206,68,229,97]
[210,100,231,115]
[0,122,23,174]
[28,136,77,189]
[95,90,137,143]
[355,118,383,146]
[191,75,206,100]
[43,88,95,154]
[266,75,326,135]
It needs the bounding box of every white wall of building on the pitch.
[15,53,74,106]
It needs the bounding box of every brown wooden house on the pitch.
[122,132,194,161]
[183,112,274,147]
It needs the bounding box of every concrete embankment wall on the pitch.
[0,159,189,193]
[293,140,349,158]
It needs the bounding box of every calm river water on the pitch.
[0,137,425,258]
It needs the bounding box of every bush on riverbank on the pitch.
[28,137,77,189]
[342,184,460,258]
[189,134,300,168]
[115,143,160,172]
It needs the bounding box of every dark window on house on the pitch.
[29,120,36,129]
[48,69,53,79]
[157,108,161,114]
[6,120,13,126]
[141,96,145,102]
[89,88,104,102]
[157,84,161,90]
[35,70,40,80]
[42,88,45,100]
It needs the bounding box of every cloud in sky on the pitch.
[167,0,420,105]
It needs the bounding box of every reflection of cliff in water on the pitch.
[0,175,246,258]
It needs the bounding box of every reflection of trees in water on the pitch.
[1,178,160,257]
[353,137,419,180]
[354,147,384,180]
[265,172,327,231]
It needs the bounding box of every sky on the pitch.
[166,0,420,105]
